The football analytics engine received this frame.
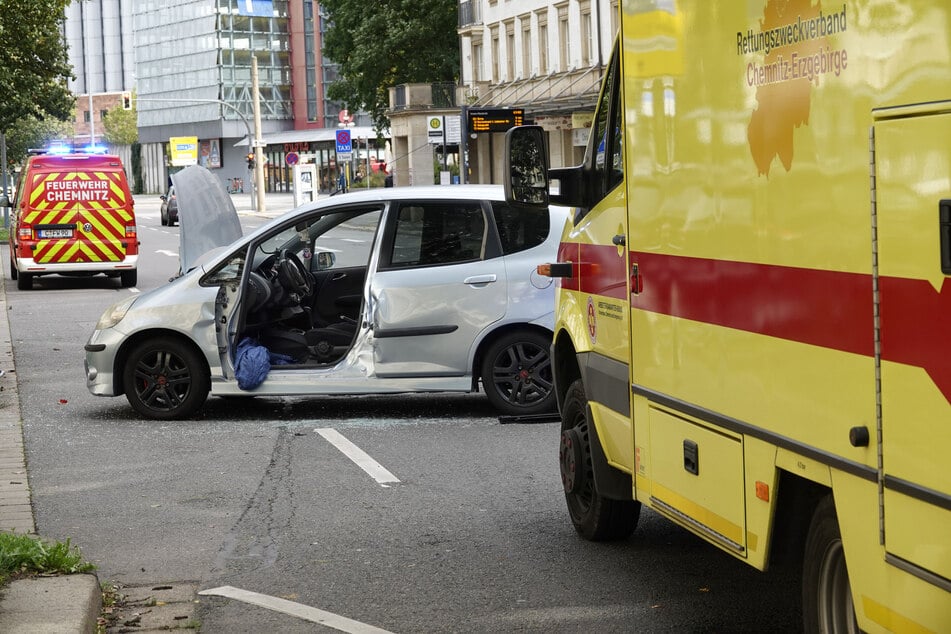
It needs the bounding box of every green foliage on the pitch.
[131,141,143,194]
[0,0,74,133]
[321,0,459,130]
[3,115,74,170]
[102,97,138,146]
[0,532,96,585]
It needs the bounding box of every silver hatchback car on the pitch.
[85,166,568,420]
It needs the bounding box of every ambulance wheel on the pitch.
[480,329,556,415]
[16,272,32,290]
[9,254,17,280]
[120,270,137,287]
[560,379,640,541]
[123,336,210,420]
[802,495,859,634]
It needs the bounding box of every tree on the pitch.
[102,98,138,146]
[0,0,74,133]
[321,0,458,130]
[3,115,73,169]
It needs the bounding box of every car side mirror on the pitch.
[504,125,549,208]
[0,195,9,207]
[160,195,167,201]
[315,251,336,270]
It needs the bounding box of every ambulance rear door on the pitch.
[873,105,951,587]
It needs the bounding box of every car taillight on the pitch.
[125,225,137,238]
[18,227,32,239]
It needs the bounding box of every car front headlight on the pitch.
[96,295,139,330]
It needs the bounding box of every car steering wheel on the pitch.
[276,250,313,297]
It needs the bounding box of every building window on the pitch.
[472,40,483,82]
[521,17,531,79]
[83,111,91,123]
[557,4,569,71]
[580,2,593,67]
[610,0,619,39]
[100,109,109,121]
[536,12,548,75]
[491,26,500,83]
[505,21,515,81]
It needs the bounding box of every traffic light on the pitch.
[246,153,254,169]
[121,92,132,110]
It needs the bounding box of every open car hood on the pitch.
[171,165,244,272]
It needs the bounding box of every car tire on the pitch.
[123,336,210,420]
[9,254,17,280]
[16,272,32,290]
[802,495,858,633]
[480,329,556,415]
[560,379,640,541]
[120,270,137,288]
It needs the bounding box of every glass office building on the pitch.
[134,0,294,190]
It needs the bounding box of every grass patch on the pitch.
[0,226,8,242]
[0,532,96,585]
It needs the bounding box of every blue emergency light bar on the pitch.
[27,143,109,156]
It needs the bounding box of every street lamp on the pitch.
[83,0,95,145]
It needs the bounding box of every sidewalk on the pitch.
[0,257,102,632]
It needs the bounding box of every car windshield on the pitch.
[252,206,383,269]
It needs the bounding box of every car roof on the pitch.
[295,184,509,211]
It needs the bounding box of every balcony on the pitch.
[389,82,457,111]
[458,1,481,29]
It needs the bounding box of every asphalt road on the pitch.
[4,196,802,632]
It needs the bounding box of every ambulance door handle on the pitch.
[612,234,625,246]
[940,200,951,274]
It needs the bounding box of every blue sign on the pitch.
[237,0,273,17]
[335,130,352,154]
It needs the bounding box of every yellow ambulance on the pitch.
[505,1,951,631]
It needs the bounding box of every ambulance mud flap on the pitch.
[585,402,633,501]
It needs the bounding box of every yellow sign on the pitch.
[169,136,199,167]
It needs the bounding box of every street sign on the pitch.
[335,129,352,154]
[428,116,445,144]
[285,151,299,166]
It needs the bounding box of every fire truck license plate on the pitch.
[38,229,73,238]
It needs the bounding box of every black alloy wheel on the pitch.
[481,330,556,415]
[123,336,209,420]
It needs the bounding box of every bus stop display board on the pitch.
[467,109,524,133]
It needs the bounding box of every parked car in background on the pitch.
[160,186,178,226]
[85,165,568,420]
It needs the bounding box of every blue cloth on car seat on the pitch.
[235,337,271,390]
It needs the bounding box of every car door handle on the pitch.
[463,274,497,285]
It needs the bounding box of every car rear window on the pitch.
[491,202,550,255]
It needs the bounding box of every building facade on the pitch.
[63,0,136,149]
[456,0,619,183]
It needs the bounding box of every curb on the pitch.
[0,574,102,634]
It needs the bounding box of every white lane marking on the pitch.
[156,249,178,257]
[198,585,395,634]
[315,428,400,485]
